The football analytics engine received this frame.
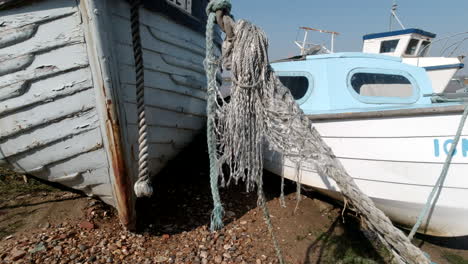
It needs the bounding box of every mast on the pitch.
[389,0,406,31]
[295,27,340,55]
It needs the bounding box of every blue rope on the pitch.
[408,105,468,240]
[204,0,231,231]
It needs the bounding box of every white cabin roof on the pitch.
[362,28,436,58]
[363,28,436,40]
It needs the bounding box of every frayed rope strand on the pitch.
[205,3,227,231]
[258,176,285,264]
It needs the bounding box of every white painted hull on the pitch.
[425,67,460,93]
[0,0,210,227]
[264,111,468,237]
[402,57,463,93]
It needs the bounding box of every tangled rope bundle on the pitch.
[205,2,432,263]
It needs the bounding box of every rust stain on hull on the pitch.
[79,0,135,230]
[104,102,135,230]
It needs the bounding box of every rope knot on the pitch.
[206,0,232,15]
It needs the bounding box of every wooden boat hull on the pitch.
[264,108,468,237]
[0,0,213,228]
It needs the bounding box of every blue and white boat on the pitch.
[264,52,468,237]
[362,28,465,94]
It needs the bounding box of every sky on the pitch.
[231,0,468,70]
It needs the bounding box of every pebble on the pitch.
[154,256,168,263]
[30,242,46,253]
[78,244,88,251]
[10,248,26,261]
[78,221,95,230]
[214,255,223,263]
[200,251,208,259]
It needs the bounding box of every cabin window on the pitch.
[380,40,399,53]
[347,68,420,104]
[405,39,420,55]
[277,72,314,104]
[351,73,413,97]
[418,41,431,56]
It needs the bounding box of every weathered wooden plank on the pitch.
[0,12,84,57]
[8,127,103,172]
[0,23,37,49]
[0,88,96,139]
[0,0,77,30]
[124,102,205,130]
[130,142,185,166]
[0,110,99,159]
[110,1,205,52]
[170,74,205,91]
[119,64,207,98]
[126,124,196,147]
[122,85,206,117]
[0,44,89,101]
[161,54,205,75]
[32,148,113,203]
[121,83,205,102]
[111,14,205,60]
[36,149,109,180]
[0,68,93,116]
[0,54,34,76]
[116,42,204,76]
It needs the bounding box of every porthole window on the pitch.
[276,72,313,104]
[347,68,420,104]
[278,76,309,100]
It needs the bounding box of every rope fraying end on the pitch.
[210,204,225,231]
[134,179,153,198]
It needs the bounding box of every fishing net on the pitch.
[206,18,431,264]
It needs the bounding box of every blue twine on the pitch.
[423,251,438,264]
[205,0,232,231]
[408,105,468,240]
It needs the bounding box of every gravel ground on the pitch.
[1,138,468,264]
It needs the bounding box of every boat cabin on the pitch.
[272,53,435,115]
[362,28,436,58]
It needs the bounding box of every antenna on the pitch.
[389,0,406,31]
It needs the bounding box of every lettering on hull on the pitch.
[434,138,468,157]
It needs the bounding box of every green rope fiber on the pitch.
[204,0,232,231]
[204,3,286,263]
